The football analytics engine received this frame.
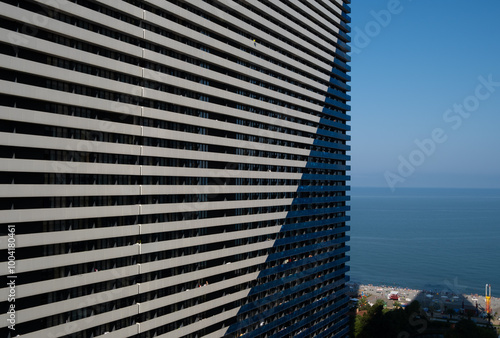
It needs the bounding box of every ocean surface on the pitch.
[347,187,500,298]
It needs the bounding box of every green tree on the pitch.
[358,297,369,311]
[355,301,385,338]
[445,319,497,338]
[353,300,429,338]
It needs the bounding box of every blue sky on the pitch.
[348,0,500,189]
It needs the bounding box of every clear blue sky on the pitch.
[349,0,500,189]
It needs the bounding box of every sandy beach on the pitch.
[347,282,500,325]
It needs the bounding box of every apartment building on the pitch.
[0,0,351,337]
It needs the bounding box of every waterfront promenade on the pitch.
[348,282,500,325]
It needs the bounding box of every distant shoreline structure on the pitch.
[347,281,500,316]
[348,281,496,298]
[347,279,499,298]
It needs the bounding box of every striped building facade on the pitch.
[0,0,351,337]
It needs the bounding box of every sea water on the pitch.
[347,187,500,297]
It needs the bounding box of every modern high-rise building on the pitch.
[0,0,351,337]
